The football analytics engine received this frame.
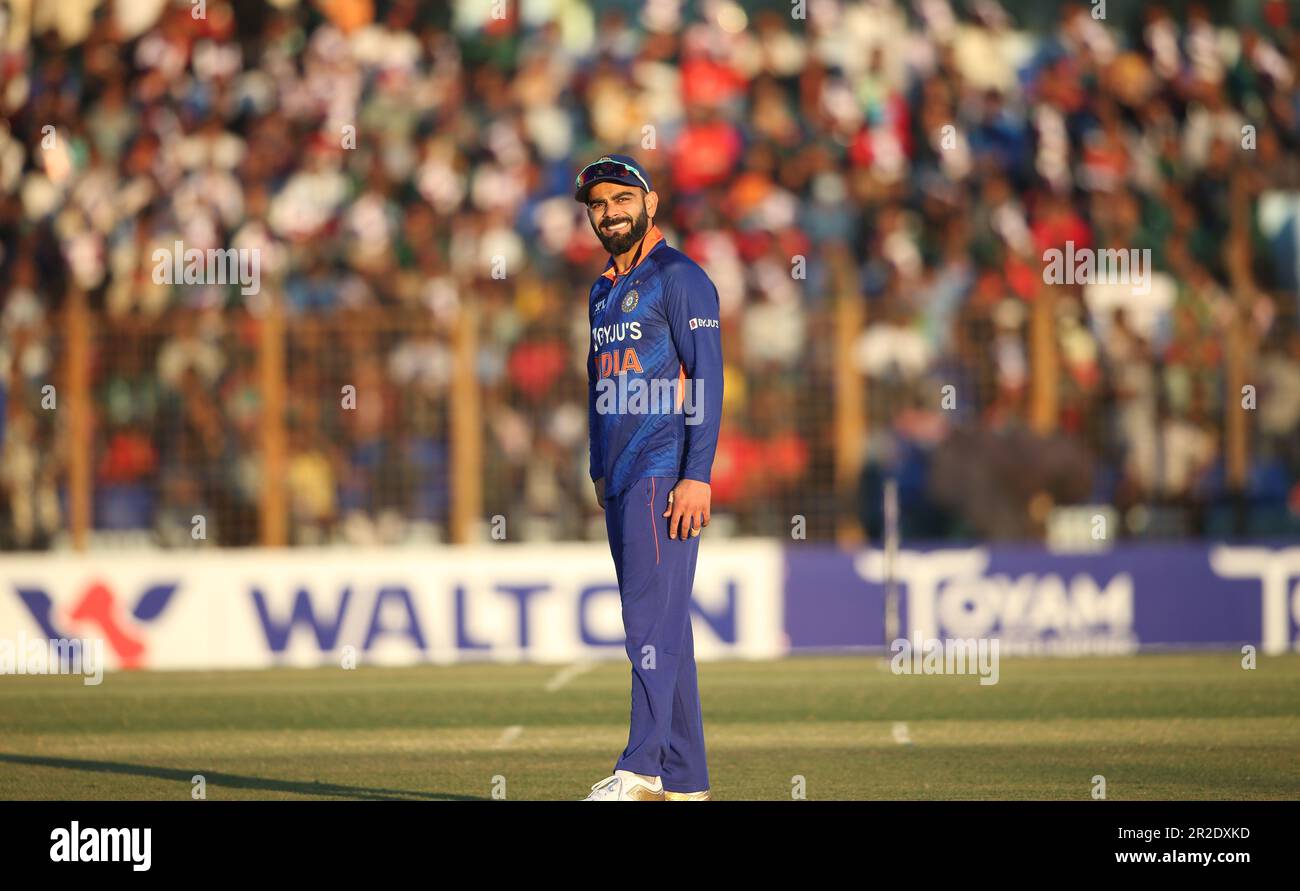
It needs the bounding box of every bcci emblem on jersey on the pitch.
[622,290,639,312]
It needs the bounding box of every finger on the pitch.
[690,526,701,537]
[662,490,673,519]
[672,503,688,540]
[680,506,698,540]
[702,505,711,526]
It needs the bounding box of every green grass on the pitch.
[1,653,1298,800]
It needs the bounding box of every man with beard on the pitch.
[574,154,723,801]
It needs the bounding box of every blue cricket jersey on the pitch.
[586,225,724,499]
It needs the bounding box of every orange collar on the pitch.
[601,224,664,281]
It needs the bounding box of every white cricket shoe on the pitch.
[582,770,665,801]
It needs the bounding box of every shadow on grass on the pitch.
[0,753,485,801]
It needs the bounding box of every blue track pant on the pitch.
[604,476,709,792]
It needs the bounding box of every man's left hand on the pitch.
[663,479,711,540]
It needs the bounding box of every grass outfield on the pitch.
[1,653,1298,800]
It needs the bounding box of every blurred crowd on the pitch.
[1,0,1299,548]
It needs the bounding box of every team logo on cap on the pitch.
[622,291,639,312]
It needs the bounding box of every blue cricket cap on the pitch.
[574,154,653,202]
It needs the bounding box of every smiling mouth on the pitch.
[603,220,631,232]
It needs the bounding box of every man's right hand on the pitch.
[594,478,605,510]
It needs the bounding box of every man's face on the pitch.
[585,181,656,255]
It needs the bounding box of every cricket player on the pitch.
[574,154,723,801]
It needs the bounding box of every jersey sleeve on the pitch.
[663,261,724,484]
[587,328,604,482]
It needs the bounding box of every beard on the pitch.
[594,206,651,255]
